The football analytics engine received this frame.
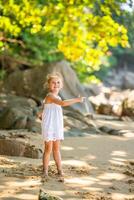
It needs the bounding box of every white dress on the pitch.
[41,94,64,142]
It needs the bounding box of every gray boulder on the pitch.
[2,60,94,114]
[47,61,94,114]
[122,90,134,117]
[0,139,42,158]
[123,72,134,89]
[105,70,134,90]
[0,94,38,129]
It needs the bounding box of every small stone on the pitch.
[39,189,63,200]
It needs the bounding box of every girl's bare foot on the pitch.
[41,171,49,182]
[57,169,64,176]
[57,170,64,182]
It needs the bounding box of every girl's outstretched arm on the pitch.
[46,94,85,107]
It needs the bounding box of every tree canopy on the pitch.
[0,0,129,69]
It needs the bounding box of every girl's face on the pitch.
[49,78,62,93]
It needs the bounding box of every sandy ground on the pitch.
[0,120,134,200]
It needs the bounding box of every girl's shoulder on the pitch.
[43,93,61,105]
[42,93,51,104]
[46,92,61,99]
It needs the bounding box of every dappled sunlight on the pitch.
[65,176,99,186]
[77,146,89,150]
[62,159,89,167]
[98,172,126,181]
[0,156,19,170]
[98,181,112,186]
[0,155,16,162]
[0,129,134,200]
[5,179,41,187]
[111,151,127,157]
[123,132,134,138]
[13,193,37,200]
[0,155,42,166]
[119,129,134,134]
[111,192,134,200]
[112,157,127,162]
[61,146,74,151]
[0,163,18,169]
[0,178,40,200]
[0,185,5,190]
[60,135,133,198]
[1,192,38,200]
[109,159,127,166]
[109,156,128,166]
[64,175,109,193]
[83,154,96,161]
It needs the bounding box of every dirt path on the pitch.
[0,131,134,200]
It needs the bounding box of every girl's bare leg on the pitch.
[43,141,52,176]
[53,140,63,175]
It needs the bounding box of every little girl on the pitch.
[40,73,85,179]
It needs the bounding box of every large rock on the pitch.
[0,130,42,158]
[0,93,36,108]
[0,94,39,130]
[0,93,96,131]
[89,89,134,118]
[0,139,42,158]
[1,68,46,102]
[47,61,94,114]
[1,60,94,114]
[123,72,134,89]
[105,70,134,90]
[122,90,134,117]
[84,83,105,96]
[104,69,125,88]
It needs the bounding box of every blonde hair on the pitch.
[44,72,63,89]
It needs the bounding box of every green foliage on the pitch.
[98,6,134,82]
[121,10,134,49]
[0,0,129,71]
[14,32,64,64]
[72,55,117,83]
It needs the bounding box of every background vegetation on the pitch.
[0,0,133,83]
